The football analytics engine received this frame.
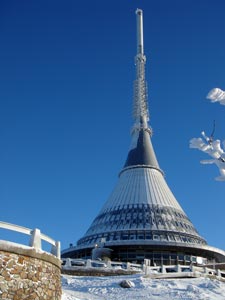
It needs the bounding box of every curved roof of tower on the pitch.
[76,131,206,248]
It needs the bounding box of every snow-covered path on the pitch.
[62,274,225,300]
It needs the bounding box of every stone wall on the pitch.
[0,241,61,300]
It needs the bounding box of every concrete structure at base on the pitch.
[0,223,61,299]
[0,242,61,299]
[62,9,225,265]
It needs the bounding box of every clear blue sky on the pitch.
[0,0,224,253]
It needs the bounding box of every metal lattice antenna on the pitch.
[133,9,150,130]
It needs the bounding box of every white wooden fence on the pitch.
[0,221,60,259]
[143,259,225,280]
[62,258,142,271]
[62,257,225,280]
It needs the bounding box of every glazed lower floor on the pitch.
[62,243,225,266]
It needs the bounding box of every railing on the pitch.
[0,221,60,259]
[61,257,225,280]
[62,258,142,271]
[143,259,225,280]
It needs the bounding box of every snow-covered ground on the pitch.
[62,273,225,300]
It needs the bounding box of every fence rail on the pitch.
[143,259,225,280]
[0,221,60,259]
[62,258,142,271]
[61,257,225,281]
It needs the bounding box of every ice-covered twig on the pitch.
[189,131,225,181]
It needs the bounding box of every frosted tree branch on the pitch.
[190,87,225,181]
[190,132,225,181]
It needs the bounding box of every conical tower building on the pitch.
[62,9,225,265]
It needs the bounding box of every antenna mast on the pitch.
[133,9,150,131]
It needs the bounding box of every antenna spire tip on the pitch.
[136,8,143,15]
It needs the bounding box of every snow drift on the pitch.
[62,274,225,300]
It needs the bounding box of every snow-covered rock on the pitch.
[119,280,135,288]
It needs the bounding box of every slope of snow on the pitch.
[62,274,225,300]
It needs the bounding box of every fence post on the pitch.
[143,259,150,274]
[86,259,92,268]
[144,266,150,276]
[127,262,130,270]
[161,265,166,274]
[176,264,181,273]
[65,258,71,267]
[29,228,41,250]
[51,241,61,259]
[217,269,221,277]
